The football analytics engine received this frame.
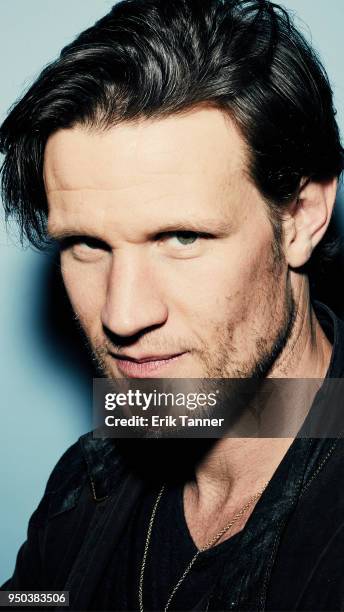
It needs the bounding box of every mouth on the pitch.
[110,352,188,378]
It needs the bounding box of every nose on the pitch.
[101,249,168,339]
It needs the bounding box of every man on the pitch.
[1,0,344,610]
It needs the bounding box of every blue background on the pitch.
[0,0,343,582]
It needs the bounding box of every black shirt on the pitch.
[96,482,242,611]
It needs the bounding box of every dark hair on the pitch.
[0,0,343,266]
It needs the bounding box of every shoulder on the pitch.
[33,432,126,524]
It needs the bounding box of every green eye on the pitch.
[175,232,198,245]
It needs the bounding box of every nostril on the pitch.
[102,322,166,349]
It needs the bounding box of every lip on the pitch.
[111,352,187,378]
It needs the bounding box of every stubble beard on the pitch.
[89,297,296,381]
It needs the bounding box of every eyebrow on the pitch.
[47,219,233,242]
[48,227,98,241]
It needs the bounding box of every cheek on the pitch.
[60,255,108,331]
[161,237,278,326]
[221,242,287,341]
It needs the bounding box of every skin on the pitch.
[44,107,336,548]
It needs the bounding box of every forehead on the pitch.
[44,108,247,191]
[44,108,253,237]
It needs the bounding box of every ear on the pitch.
[283,177,338,269]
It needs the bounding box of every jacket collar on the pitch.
[79,434,125,501]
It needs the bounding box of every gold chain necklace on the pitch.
[138,481,269,612]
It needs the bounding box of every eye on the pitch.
[172,231,199,245]
[59,236,108,251]
[156,230,213,259]
[58,235,110,262]
[163,231,203,247]
[77,238,104,250]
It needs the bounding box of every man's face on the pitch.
[44,107,294,379]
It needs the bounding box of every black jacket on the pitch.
[3,303,344,611]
